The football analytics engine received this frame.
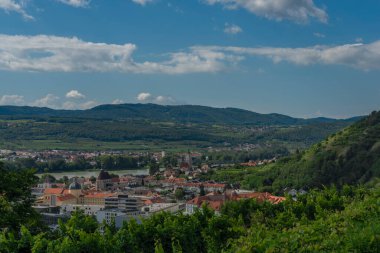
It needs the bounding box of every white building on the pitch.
[96,209,145,227]
[105,194,144,212]
[61,204,105,216]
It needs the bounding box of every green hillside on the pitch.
[241,111,380,191]
[0,103,358,125]
[205,110,380,191]
[0,104,359,151]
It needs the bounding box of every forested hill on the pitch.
[0,104,359,125]
[244,111,380,191]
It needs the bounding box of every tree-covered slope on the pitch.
[0,103,359,126]
[0,104,359,151]
[243,111,380,191]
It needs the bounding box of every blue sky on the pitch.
[0,0,379,118]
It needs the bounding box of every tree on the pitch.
[175,188,185,200]
[89,176,97,184]
[39,174,56,184]
[0,163,41,232]
[149,161,160,176]
[199,184,206,196]
[161,154,179,168]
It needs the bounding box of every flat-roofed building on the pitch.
[105,194,144,212]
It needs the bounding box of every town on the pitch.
[27,149,283,229]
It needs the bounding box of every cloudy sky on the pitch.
[0,0,379,118]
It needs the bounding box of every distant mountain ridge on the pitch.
[0,104,361,125]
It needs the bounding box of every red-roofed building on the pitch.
[240,161,258,167]
[56,194,77,205]
[44,188,65,195]
[185,191,285,214]
[227,191,286,204]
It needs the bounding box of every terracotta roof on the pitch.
[240,161,257,166]
[44,188,65,195]
[206,200,224,211]
[57,194,76,202]
[163,178,186,183]
[144,199,153,205]
[151,197,164,203]
[230,192,285,204]
[187,195,225,211]
[62,189,71,195]
[187,191,285,211]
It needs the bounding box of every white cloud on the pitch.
[32,94,60,108]
[224,23,242,35]
[204,0,327,23]
[198,40,380,71]
[356,38,364,43]
[0,94,25,105]
[0,34,239,74]
[0,0,33,20]
[131,0,154,6]
[1,34,380,73]
[154,95,176,105]
[0,35,137,72]
[57,0,90,7]
[61,101,77,110]
[111,99,124,104]
[62,100,98,110]
[313,32,325,38]
[66,90,85,99]
[0,92,99,110]
[136,93,177,105]
[80,100,98,109]
[137,92,152,101]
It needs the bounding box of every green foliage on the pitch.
[99,155,139,171]
[5,155,142,173]
[0,163,41,232]
[174,188,185,200]
[149,161,160,176]
[1,186,379,252]
[227,186,380,253]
